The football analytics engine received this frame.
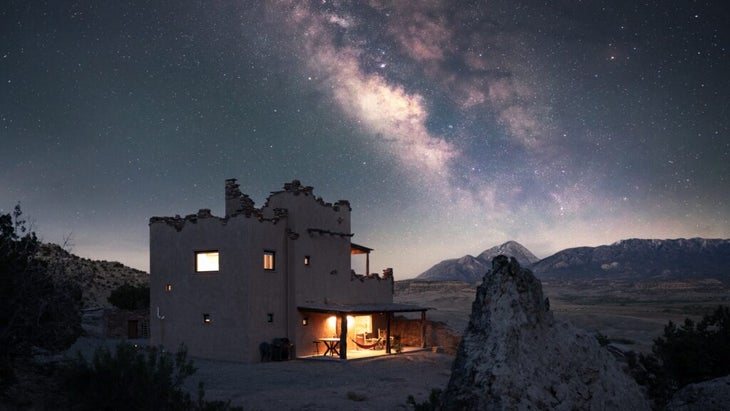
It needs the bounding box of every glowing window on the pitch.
[263,250,275,271]
[304,255,310,266]
[196,251,219,272]
[165,284,173,292]
[203,313,211,323]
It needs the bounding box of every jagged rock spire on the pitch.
[441,255,649,410]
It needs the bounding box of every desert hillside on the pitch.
[36,243,149,309]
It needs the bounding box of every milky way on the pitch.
[1,1,728,277]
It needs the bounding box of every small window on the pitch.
[267,313,274,323]
[196,251,219,272]
[263,250,275,271]
[165,284,173,292]
[203,313,211,324]
[304,255,310,266]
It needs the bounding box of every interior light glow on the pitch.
[196,251,219,272]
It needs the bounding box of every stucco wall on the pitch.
[150,212,289,362]
[150,180,395,362]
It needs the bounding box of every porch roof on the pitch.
[298,302,429,315]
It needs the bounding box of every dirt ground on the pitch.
[62,338,453,411]
[186,351,453,411]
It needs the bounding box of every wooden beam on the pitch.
[420,310,426,348]
[385,312,391,354]
[339,312,348,360]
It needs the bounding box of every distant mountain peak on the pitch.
[476,241,539,266]
[416,240,539,283]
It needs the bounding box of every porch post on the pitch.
[339,312,347,360]
[420,310,426,348]
[385,312,391,354]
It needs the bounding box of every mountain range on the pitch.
[415,238,730,284]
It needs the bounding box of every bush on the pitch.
[108,283,150,310]
[629,305,730,408]
[61,343,241,411]
[407,388,442,411]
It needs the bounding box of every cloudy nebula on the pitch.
[1,1,728,277]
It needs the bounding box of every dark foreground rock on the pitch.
[666,374,730,411]
[441,255,649,410]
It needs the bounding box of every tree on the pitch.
[652,305,730,386]
[0,204,82,393]
[629,305,730,408]
[108,283,150,310]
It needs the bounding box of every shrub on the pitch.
[407,388,442,411]
[629,305,730,408]
[61,342,241,411]
[108,283,150,310]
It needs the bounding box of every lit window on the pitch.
[165,284,173,292]
[263,250,275,270]
[203,313,211,323]
[196,251,219,272]
[304,255,310,266]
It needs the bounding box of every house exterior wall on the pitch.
[150,180,393,362]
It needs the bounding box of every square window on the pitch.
[196,251,219,272]
[165,284,173,292]
[263,250,275,271]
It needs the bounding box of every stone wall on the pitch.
[106,308,150,339]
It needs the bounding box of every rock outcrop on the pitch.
[441,255,649,410]
[666,374,730,411]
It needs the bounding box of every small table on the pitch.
[319,338,340,356]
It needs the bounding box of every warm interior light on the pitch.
[196,251,219,272]
[263,251,275,270]
[353,315,372,334]
[165,284,172,292]
[326,316,337,334]
[203,313,211,323]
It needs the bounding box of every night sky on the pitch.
[2,1,728,278]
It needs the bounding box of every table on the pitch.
[319,337,340,356]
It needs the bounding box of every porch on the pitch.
[297,302,430,361]
[300,345,430,361]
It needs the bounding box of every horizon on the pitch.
[26,227,730,280]
[3,2,728,279]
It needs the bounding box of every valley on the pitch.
[395,278,730,352]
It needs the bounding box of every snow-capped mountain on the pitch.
[416,241,539,282]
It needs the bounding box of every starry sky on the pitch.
[2,1,728,278]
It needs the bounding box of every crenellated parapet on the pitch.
[264,180,352,212]
[152,179,348,232]
[225,178,259,217]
